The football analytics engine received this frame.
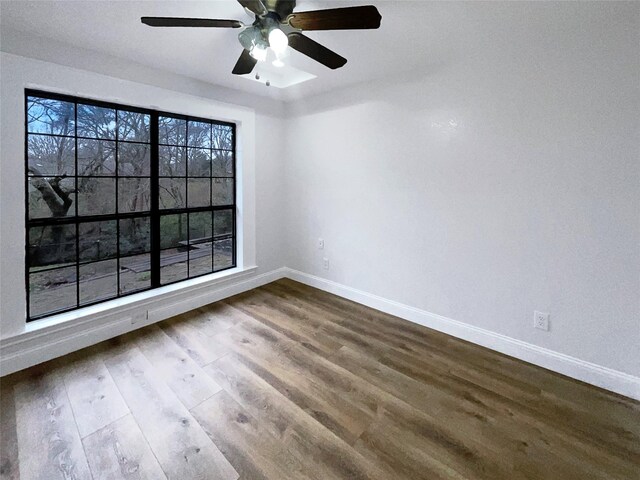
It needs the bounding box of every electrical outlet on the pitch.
[322,257,330,270]
[318,238,324,249]
[534,311,550,331]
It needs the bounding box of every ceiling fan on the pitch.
[141,0,381,75]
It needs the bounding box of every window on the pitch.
[25,90,236,321]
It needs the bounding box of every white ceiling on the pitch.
[0,1,577,103]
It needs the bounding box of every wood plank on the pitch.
[227,293,342,358]
[158,314,228,367]
[239,287,384,355]
[358,402,519,480]
[259,279,490,363]
[83,414,167,480]
[104,345,238,480]
[378,345,639,477]
[264,281,490,361]
[62,352,130,438]
[191,303,250,337]
[205,355,387,480]
[354,418,468,480]
[133,324,222,409]
[0,380,20,480]
[264,280,472,358]
[215,320,376,445]
[191,390,320,480]
[13,369,92,480]
[336,346,627,480]
[444,359,640,459]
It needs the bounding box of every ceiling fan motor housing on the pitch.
[264,0,297,20]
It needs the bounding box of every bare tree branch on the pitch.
[28,167,73,217]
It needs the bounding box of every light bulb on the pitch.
[268,28,288,55]
[249,44,267,62]
[272,59,285,68]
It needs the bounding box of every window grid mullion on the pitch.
[185,119,190,280]
[150,111,161,289]
[115,109,121,298]
[74,100,80,309]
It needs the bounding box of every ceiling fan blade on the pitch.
[287,32,347,69]
[232,49,258,75]
[286,5,381,31]
[141,17,243,28]
[237,0,267,16]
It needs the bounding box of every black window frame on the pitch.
[25,89,237,321]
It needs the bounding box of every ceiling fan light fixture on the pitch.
[268,27,288,55]
[239,25,268,61]
[249,44,268,61]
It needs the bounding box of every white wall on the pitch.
[255,113,286,273]
[284,2,640,377]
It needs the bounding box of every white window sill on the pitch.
[22,265,258,337]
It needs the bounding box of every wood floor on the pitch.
[1,279,639,480]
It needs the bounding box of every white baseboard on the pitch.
[3,265,638,401]
[0,267,287,376]
[283,268,640,401]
